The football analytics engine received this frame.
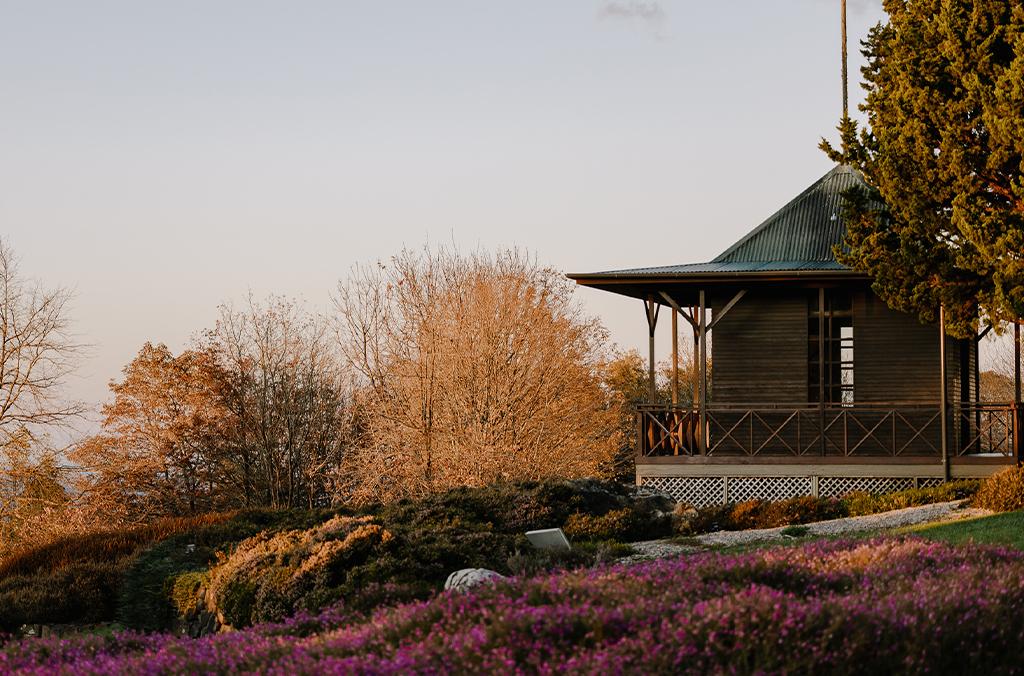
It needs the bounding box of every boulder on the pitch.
[444,568,505,592]
[630,485,678,516]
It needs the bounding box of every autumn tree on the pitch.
[0,239,83,452]
[600,348,697,482]
[0,240,84,554]
[822,0,1024,337]
[335,248,620,503]
[0,432,76,557]
[209,296,353,509]
[73,343,233,520]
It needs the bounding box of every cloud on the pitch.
[600,1,667,27]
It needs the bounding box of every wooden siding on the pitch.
[852,292,966,402]
[710,291,807,404]
[705,288,973,410]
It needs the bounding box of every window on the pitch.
[808,291,854,405]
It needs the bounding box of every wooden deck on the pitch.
[635,402,1021,504]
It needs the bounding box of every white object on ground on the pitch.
[444,568,505,592]
[525,528,572,551]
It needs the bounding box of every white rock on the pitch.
[444,568,505,592]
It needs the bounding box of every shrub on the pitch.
[205,516,394,628]
[973,467,1024,512]
[563,506,668,542]
[117,508,344,631]
[0,561,126,632]
[768,495,846,525]
[5,538,1024,673]
[675,481,979,536]
[0,513,239,632]
[844,480,979,516]
[3,479,672,632]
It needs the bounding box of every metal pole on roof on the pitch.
[841,0,849,118]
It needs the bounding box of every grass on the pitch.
[907,510,1024,549]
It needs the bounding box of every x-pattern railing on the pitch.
[955,404,1015,456]
[638,402,1019,459]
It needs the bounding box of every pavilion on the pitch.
[569,165,1022,505]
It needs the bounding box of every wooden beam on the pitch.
[708,290,747,330]
[658,292,697,330]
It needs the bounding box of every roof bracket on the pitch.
[644,295,661,332]
[976,324,994,343]
[658,292,697,330]
[708,290,747,330]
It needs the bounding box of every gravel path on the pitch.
[624,500,988,562]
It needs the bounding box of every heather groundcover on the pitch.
[3,537,1023,675]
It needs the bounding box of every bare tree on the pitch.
[210,295,353,509]
[0,239,84,555]
[335,247,620,503]
[0,239,83,450]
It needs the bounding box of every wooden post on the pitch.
[1016,320,1022,463]
[818,288,826,455]
[691,306,699,407]
[1015,320,1021,404]
[671,308,679,405]
[939,305,950,480]
[698,289,708,455]
[645,296,659,403]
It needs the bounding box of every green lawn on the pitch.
[906,511,1024,549]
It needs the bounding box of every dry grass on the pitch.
[0,512,233,579]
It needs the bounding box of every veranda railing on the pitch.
[637,402,1022,459]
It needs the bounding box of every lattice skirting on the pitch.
[817,477,914,498]
[641,475,947,507]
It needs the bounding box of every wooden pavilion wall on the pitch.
[702,288,976,457]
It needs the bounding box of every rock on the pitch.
[630,485,677,515]
[444,568,505,592]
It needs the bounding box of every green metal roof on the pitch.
[570,165,869,280]
[712,164,865,265]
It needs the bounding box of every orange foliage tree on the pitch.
[73,343,233,520]
[335,248,620,503]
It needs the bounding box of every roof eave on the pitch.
[568,269,868,285]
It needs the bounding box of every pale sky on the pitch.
[1,0,889,415]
